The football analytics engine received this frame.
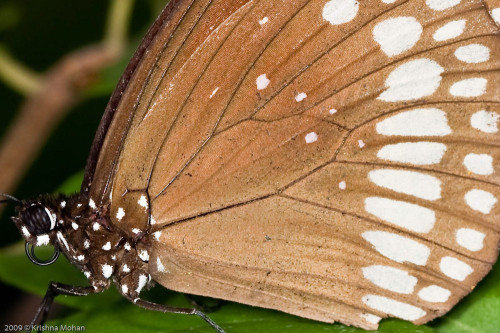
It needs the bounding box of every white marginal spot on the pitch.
[450,78,487,97]
[305,132,318,144]
[418,285,451,303]
[360,313,381,324]
[455,44,490,64]
[56,232,70,252]
[154,231,162,241]
[362,231,430,265]
[373,17,422,57]
[102,241,111,251]
[121,284,129,294]
[259,17,269,25]
[295,92,307,102]
[209,87,219,99]
[377,142,446,165]
[89,199,96,210]
[465,189,497,214]
[72,222,79,230]
[102,264,113,279]
[60,201,67,208]
[132,228,141,234]
[139,250,150,262]
[492,8,500,25]
[157,257,166,272]
[116,207,125,221]
[463,153,494,175]
[36,234,50,246]
[256,74,270,90]
[365,197,436,233]
[369,169,442,200]
[122,264,131,273]
[138,195,148,209]
[433,20,466,41]
[358,140,365,148]
[322,0,359,25]
[440,256,473,281]
[456,228,486,251]
[339,181,347,190]
[426,0,461,11]
[471,110,499,133]
[376,108,452,136]
[362,265,417,294]
[84,239,90,249]
[136,274,148,293]
[362,294,426,320]
[378,59,444,102]
[21,226,31,238]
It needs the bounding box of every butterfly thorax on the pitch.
[12,193,154,298]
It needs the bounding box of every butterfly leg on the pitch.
[27,282,97,333]
[185,294,226,312]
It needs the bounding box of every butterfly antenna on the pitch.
[0,193,21,204]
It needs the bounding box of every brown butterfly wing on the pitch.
[84,0,500,329]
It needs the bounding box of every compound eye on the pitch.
[23,205,55,235]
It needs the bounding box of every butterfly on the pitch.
[5,0,500,331]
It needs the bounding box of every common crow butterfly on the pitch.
[6,0,500,332]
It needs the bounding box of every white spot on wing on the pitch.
[154,231,162,241]
[369,169,442,200]
[433,20,466,41]
[377,142,446,165]
[56,232,70,252]
[295,92,307,102]
[492,8,500,25]
[72,222,79,230]
[89,199,96,210]
[463,153,493,175]
[36,234,50,246]
[455,44,490,63]
[157,257,166,272]
[102,264,113,279]
[138,195,148,209]
[116,207,125,221]
[373,17,422,57]
[84,239,90,249]
[93,222,100,231]
[418,285,451,303]
[209,87,219,98]
[440,256,473,281]
[136,274,148,293]
[102,242,111,251]
[471,110,499,133]
[122,264,130,273]
[139,250,149,262]
[60,201,67,208]
[121,284,129,294]
[132,228,141,234]
[305,132,318,143]
[362,295,426,320]
[77,255,85,261]
[339,181,346,190]
[362,231,430,265]
[322,0,359,25]
[44,207,56,230]
[256,74,270,90]
[426,0,461,11]
[456,228,485,251]
[259,17,269,25]
[362,265,417,294]
[376,108,451,136]
[360,313,381,324]
[465,189,497,214]
[21,226,31,238]
[329,108,337,114]
[450,78,487,97]
[358,140,365,148]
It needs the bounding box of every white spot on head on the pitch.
[101,264,113,279]
[154,231,162,241]
[124,243,131,251]
[258,17,269,25]
[368,169,442,200]
[339,181,347,190]
[139,250,150,262]
[455,44,490,63]
[378,59,444,102]
[492,8,500,25]
[426,0,461,11]
[433,20,466,41]
[456,228,485,252]
[329,108,337,114]
[465,189,497,214]
[377,142,446,165]
[137,195,148,209]
[72,222,79,230]
[362,295,426,320]
[116,207,125,221]
[365,197,436,233]
[89,199,96,210]
[418,285,451,303]
[132,228,141,234]
[157,257,166,272]
[295,92,307,102]
[209,87,219,98]
[360,313,381,324]
[362,265,417,294]
[77,255,85,261]
[122,264,130,273]
[358,140,365,148]
[362,231,430,265]
[21,226,31,238]
[450,78,487,97]
[121,284,129,294]
[440,256,473,281]
[60,201,67,208]
[471,110,499,133]
[93,222,100,231]
[376,108,452,136]
[256,74,270,90]
[84,239,90,249]
[136,274,148,293]
[36,234,50,246]
[56,232,70,252]
[305,132,318,144]
[322,0,359,25]
[463,153,493,175]
[373,17,422,57]
[102,242,111,251]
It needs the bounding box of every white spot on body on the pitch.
[376,108,451,136]
[418,285,451,303]
[463,153,494,175]
[122,264,131,273]
[102,242,111,251]
[322,0,359,25]
[365,197,436,233]
[209,87,219,99]
[450,78,487,97]
[157,257,166,272]
[426,0,461,11]
[139,250,150,262]
[471,110,499,133]
[455,44,490,63]
[362,231,430,265]
[339,181,347,190]
[256,74,270,90]
[373,17,422,57]
[295,92,307,102]
[465,189,497,214]
[72,222,79,230]
[378,59,444,102]
[21,226,31,238]
[102,264,113,279]
[121,284,129,294]
[360,313,381,324]
[305,132,318,144]
[358,140,365,148]
[60,201,67,208]
[37,234,50,246]
[377,142,446,165]
[138,195,148,209]
[492,8,500,25]
[369,169,442,200]
[93,222,100,231]
[89,199,96,210]
[456,228,485,251]
[433,20,466,41]
[259,17,269,25]
[136,274,148,293]
[56,232,70,252]
[440,256,473,281]
[116,208,125,221]
[362,295,426,320]
[362,265,417,294]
